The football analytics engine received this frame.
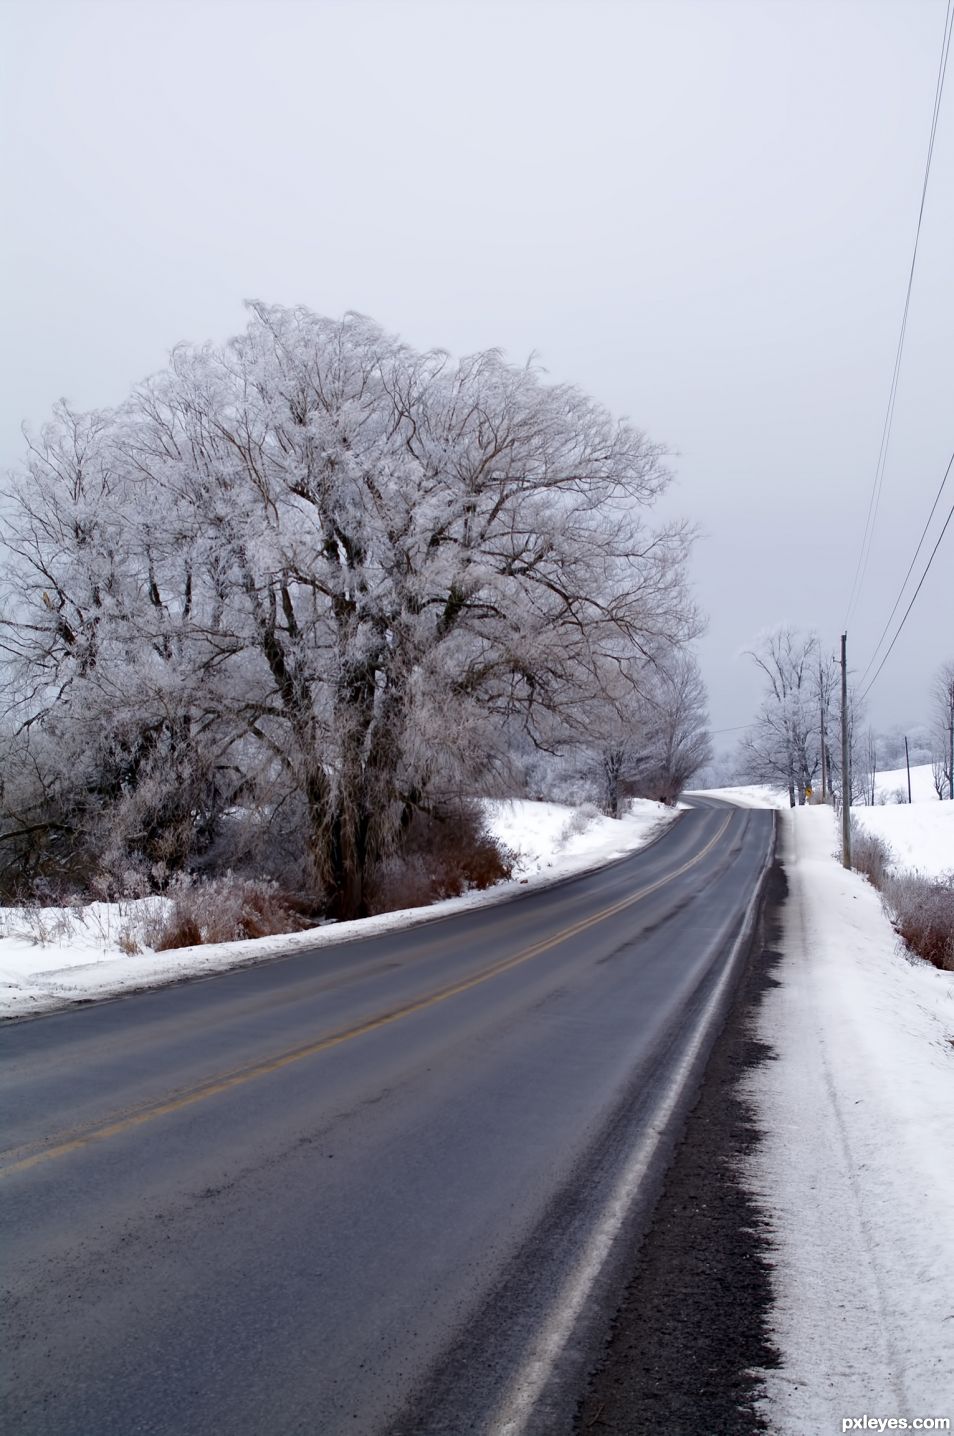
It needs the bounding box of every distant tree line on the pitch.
[0,305,710,916]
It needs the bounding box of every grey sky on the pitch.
[2,0,951,749]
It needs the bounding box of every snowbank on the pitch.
[0,798,675,1019]
[749,805,954,1429]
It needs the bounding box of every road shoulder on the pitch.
[573,860,787,1435]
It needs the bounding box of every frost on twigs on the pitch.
[137,875,311,951]
[557,802,599,846]
[845,817,893,889]
[883,871,954,973]
[0,304,703,921]
[844,817,954,973]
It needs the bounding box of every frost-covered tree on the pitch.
[858,727,879,807]
[640,650,712,803]
[738,628,868,808]
[1,305,700,916]
[589,683,658,820]
[738,628,822,806]
[932,659,954,800]
[932,756,948,801]
[587,649,711,814]
[815,649,840,800]
[0,400,242,893]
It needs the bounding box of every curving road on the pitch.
[1,802,774,1436]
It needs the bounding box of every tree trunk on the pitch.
[326,656,380,921]
[327,802,368,921]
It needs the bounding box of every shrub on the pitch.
[365,803,514,916]
[847,818,892,889]
[882,872,954,973]
[845,811,954,972]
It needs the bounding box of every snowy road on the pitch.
[1,804,773,1436]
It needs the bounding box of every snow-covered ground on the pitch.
[0,797,675,1019]
[873,761,945,806]
[749,804,954,1429]
[851,763,954,879]
[853,799,954,879]
[706,772,954,1428]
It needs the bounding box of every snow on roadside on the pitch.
[0,797,675,1019]
[0,897,170,969]
[483,797,671,874]
[747,804,954,1430]
[686,783,791,809]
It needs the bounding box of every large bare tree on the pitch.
[2,305,700,916]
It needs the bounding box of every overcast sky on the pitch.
[2,0,951,749]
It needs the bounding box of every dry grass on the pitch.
[559,802,600,844]
[140,875,311,950]
[846,817,954,973]
[882,872,954,973]
[847,819,893,889]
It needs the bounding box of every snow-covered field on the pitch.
[707,771,954,1428]
[0,797,675,1019]
[853,798,954,878]
[850,764,954,879]
[873,761,946,806]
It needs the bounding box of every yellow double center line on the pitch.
[1,814,732,1179]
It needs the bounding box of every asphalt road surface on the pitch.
[2,802,774,1436]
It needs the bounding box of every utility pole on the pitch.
[820,692,827,802]
[840,632,851,868]
[905,735,912,804]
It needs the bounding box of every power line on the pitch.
[857,447,954,686]
[846,0,952,622]
[845,0,953,625]
[859,471,954,702]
